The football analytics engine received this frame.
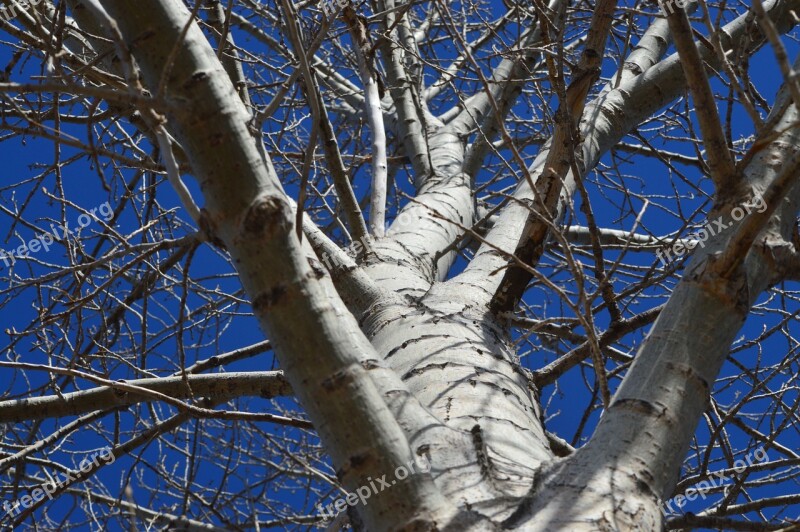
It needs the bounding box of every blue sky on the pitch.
[0,0,798,529]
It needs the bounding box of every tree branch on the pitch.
[0,371,291,423]
[487,0,618,313]
[344,5,388,237]
[665,4,739,198]
[377,0,434,186]
[448,0,800,312]
[511,66,800,530]
[80,2,457,528]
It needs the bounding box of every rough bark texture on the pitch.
[2,0,799,529]
[74,0,800,527]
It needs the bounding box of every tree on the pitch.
[0,0,798,529]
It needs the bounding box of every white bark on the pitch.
[345,7,389,237]
[505,82,800,532]
[449,0,799,306]
[6,0,799,529]
[115,0,800,527]
[86,1,467,529]
[0,371,290,423]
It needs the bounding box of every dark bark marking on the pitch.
[307,257,326,279]
[241,196,292,237]
[470,424,502,491]
[611,397,666,417]
[385,334,446,359]
[664,361,711,395]
[320,364,362,393]
[182,70,209,90]
[251,284,289,313]
[336,449,378,480]
[360,359,381,371]
[402,362,449,380]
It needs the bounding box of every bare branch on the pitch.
[665,4,739,197]
[0,371,291,423]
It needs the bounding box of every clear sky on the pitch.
[0,0,798,529]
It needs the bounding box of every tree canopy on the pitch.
[0,0,799,530]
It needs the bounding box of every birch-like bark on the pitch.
[82,2,464,529]
[505,75,800,532]
[206,0,252,110]
[449,0,800,307]
[344,6,388,237]
[9,1,800,529]
[378,0,433,185]
[665,5,738,196]
[360,2,557,295]
[0,372,290,422]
